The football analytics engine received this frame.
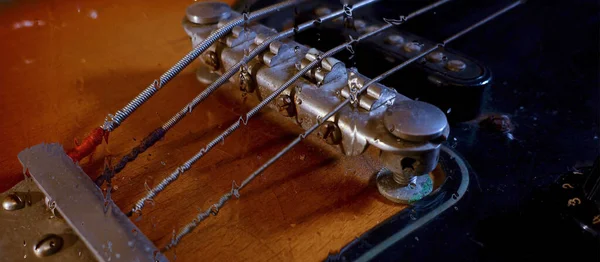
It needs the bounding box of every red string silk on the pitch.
[67,127,109,162]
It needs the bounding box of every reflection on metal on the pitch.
[2,193,25,211]
[356,146,470,261]
[376,169,433,204]
[17,143,168,262]
[183,0,451,196]
[186,1,231,25]
[0,179,96,261]
[33,234,63,257]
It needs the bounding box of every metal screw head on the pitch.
[446,59,467,72]
[186,1,231,25]
[376,168,433,204]
[402,41,423,53]
[276,95,294,117]
[384,34,404,45]
[384,100,448,142]
[2,193,24,211]
[426,51,445,63]
[33,234,63,257]
[317,121,342,145]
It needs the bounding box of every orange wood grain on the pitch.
[0,1,419,261]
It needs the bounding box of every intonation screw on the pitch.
[276,95,294,117]
[317,121,342,145]
[239,65,253,93]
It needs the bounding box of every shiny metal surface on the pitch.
[384,34,405,45]
[33,234,64,257]
[446,59,467,72]
[0,180,96,261]
[2,193,24,211]
[131,0,385,216]
[17,143,167,262]
[403,41,423,53]
[383,100,448,142]
[161,0,455,249]
[376,169,433,204]
[102,0,300,131]
[183,1,450,197]
[426,51,445,63]
[186,1,231,25]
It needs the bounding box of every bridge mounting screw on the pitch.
[2,193,25,211]
[33,234,63,257]
[426,51,445,63]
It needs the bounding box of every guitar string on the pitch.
[128,0,450,216]
[65,0,301,164]
[163,0,525,251]
[97,0,382,187]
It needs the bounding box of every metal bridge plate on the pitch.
[17,143,168,262]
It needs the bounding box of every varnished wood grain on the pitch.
[0,1,420,261]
